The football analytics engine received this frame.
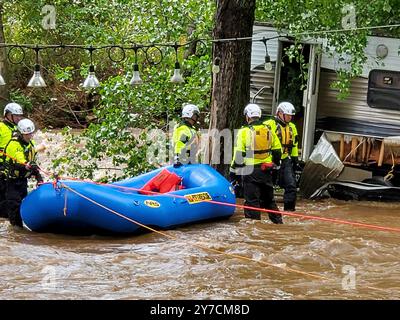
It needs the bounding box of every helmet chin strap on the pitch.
[276,113,287,125]
[185,117,195,126]
[283,114,289,123]
[4,114,14,125]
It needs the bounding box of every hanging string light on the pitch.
[0,34,285,90]
[82,45,100,89]
[170,43,184,84]
[130,44,143,85]
[212,57,221,74]
[27,46,46,87]
[1,36,283,90]
[261,37,272,72]
[1,21,399,89]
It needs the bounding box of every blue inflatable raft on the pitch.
[20,164,236,235]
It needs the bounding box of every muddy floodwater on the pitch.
[1,198,400,300]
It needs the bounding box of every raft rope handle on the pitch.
[63,189,68,216]
[61,182,389,293]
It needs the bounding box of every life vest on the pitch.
[3,136,36,179]
[172,121,200,163]
[0,121,16,164]
[231,121,280,170]
[249,125,272,159]
[276,123,294,154]
[139,169,184,195]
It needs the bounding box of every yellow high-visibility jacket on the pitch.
[3,136,37,179]
[230,120,282,171]
[0,121,17,161]
[264,118,298,160]
[172,121,200,162]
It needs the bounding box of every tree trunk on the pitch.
[0,3,8,106]
[208,0,256,176]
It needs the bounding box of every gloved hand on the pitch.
[25,162,39,172]
[261,162,274,171]
[173,161,182,168]
[272,164,281,171]
[229,171,238,183]
[35,172,44,185]
[271,167,279,186]
[291,157,302,172]
[173,154,182,168]
[35,143,47,153]
[229,171,242,197]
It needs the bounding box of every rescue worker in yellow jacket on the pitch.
[2,119,43,227]
[0,103,24,150]
[0,103,24,218]
[172,103,200,168]
[264,101,299,211]
[230,103,283,224]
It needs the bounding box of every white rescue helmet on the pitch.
[244,103,262,118]
[182,103,200,118]
[3,102,23,116]
[17,119,35,134]
[276,101,296,115]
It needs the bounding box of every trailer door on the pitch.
[301,44,321,161]
[271,40,283,114]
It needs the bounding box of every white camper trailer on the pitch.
[250,23,400,199]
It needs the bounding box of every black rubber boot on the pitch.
[244,210,261,220]
[284,201,296,212]
[6,200,23,227]
[269,212,283,224]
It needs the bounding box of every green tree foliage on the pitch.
[4,0,399,180]
[2,0,215,180]
[255,0,400,98]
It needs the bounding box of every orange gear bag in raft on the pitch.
[139,169,184,195]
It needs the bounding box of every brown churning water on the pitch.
[1,198,400,299]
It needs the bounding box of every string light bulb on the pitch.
[82,46,100,89]
[212,57,221,74]
[27,46,46,87]
[170,43,184,83]
[262,37,273,72]
[130,45,143,85]
[264,54,272,71]
[83,65,100,88]
[130,63,143,85]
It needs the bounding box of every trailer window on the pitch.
[367,69,400,110]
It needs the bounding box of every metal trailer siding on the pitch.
[321,36,400,77]
[250,26,280,114]
[317,69,400,127]
[251,25,400,127]
[252,25,400,75]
